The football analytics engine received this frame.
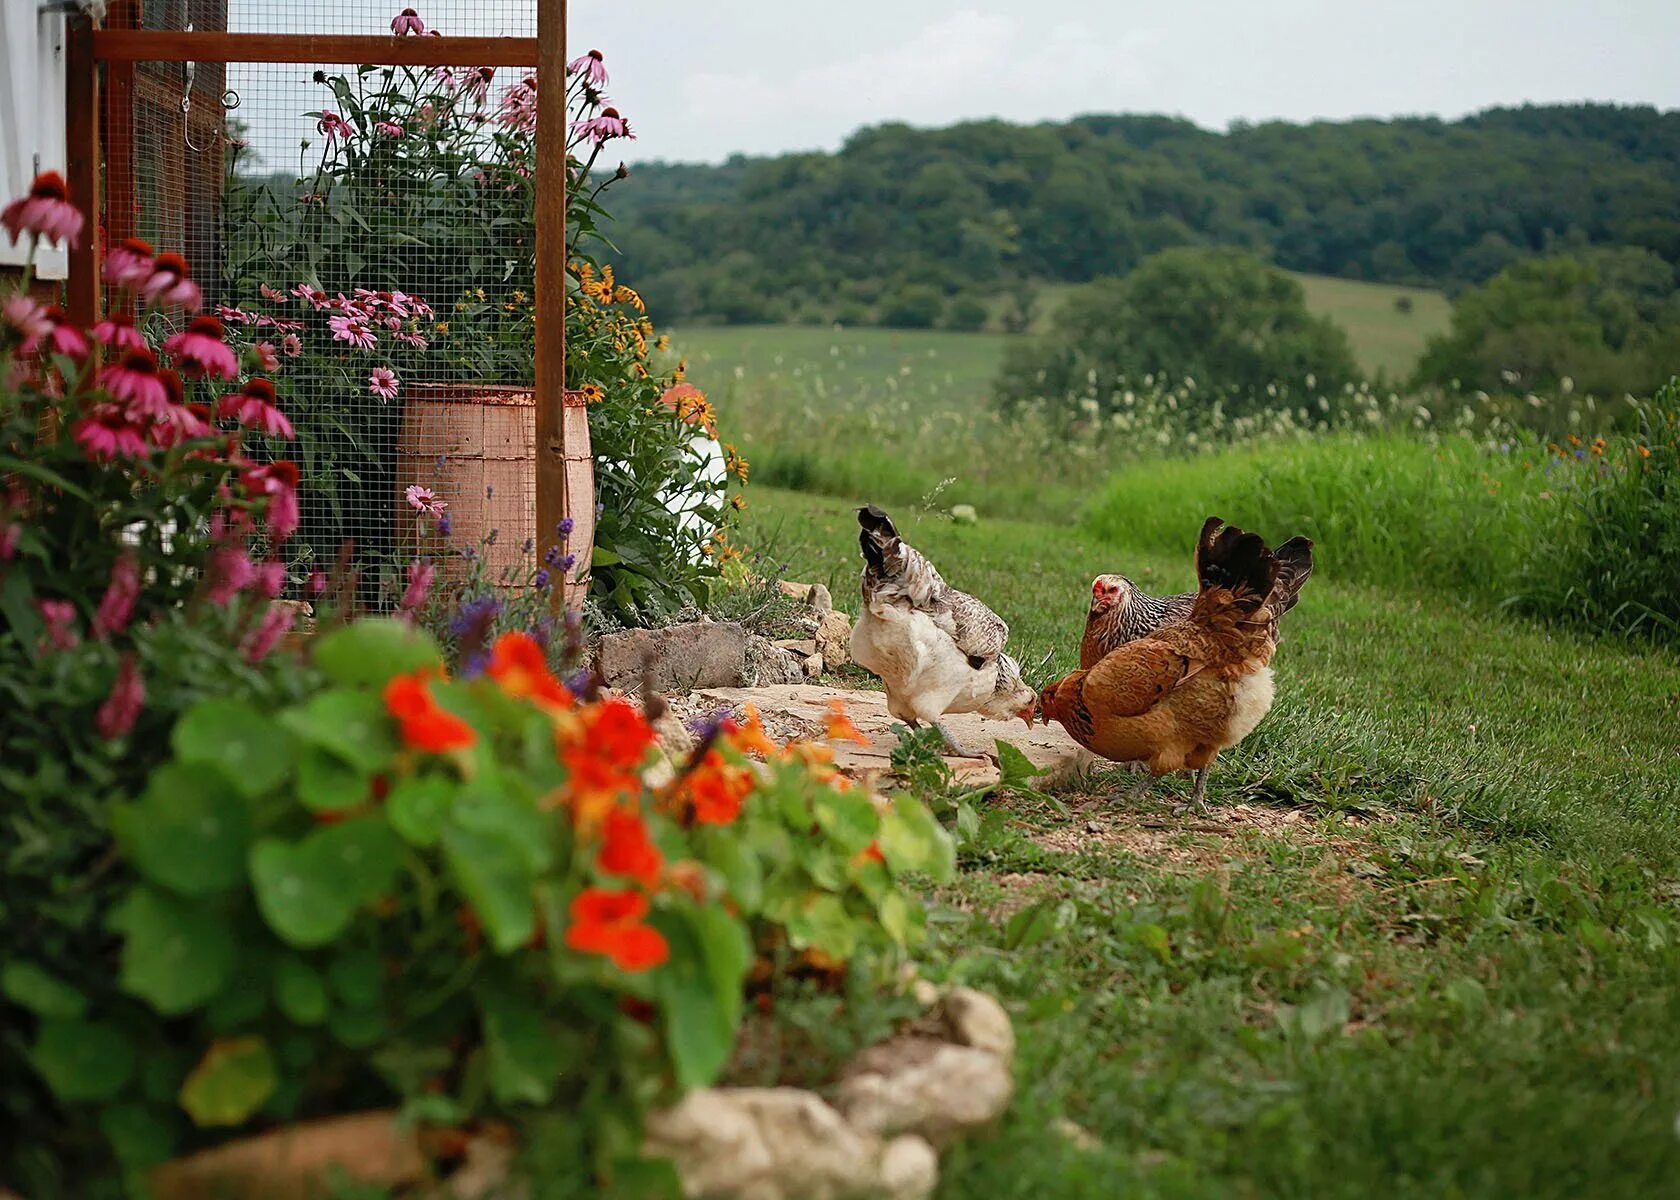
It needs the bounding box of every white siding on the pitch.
[1,0,69,278]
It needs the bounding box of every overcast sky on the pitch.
[224,0,1680,172]
[567,0,1680,165]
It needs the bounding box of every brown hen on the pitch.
[1041,518,1312,813]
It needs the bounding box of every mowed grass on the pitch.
[1292,272,1451,379]
[739,486,1680,1199]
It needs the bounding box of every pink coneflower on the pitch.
[242,603,296,664]
[407,295,435,319]
[3,292,51,341]
[259,282,289,304]
[460,66,495,105]
[495,75,538,133]
[571,106,633,145]
[21,306,90,360]
[253,558,286,599]
[390,7,425,34]
[382,314,403,332]
[292,283,329,309]
[0,523,19,561]
[103,237,155,289]
[92,552,141,640]
[269,316,305,332]
[405,484,445,516]
[328,314,377,350]
[352,287,383,310]
[38,599,80,652]
[318,111,355,144]
[93,314,146,350]
[206,544,255,604]
[375,120,404,137]
[99,348,171,418]
[1,171,84,248]
[400,559,435,613]
[567,48,609,87]
[254,341,280,371]
[141,252,202,310]
[386,290,414,317]
[96,655,145,739]
[152,398,212,446]
[369,366,400,401]
[395,330,429,349]
[281,333,303,357]
[218,378,295,440]
[73,405,152,460]
[164,315,240,380]
[243,460,301,542]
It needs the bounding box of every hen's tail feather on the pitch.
[1193,517,1278,616]
[1268,536,1315,617]
[857,505,901,573]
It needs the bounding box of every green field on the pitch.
[1292,273,1451,378]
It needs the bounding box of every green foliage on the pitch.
[1415,248,1680,395]
[878,283,944,330]
[995,248,1362,420]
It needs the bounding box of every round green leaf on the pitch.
[100,1102,180,1167]
[114,887,236,1016]
[296,747,368,813]
[312,618,443,687]
[441,823,535,953]
[249,817,403,948]
[273,957,329,1026]
[172,700,296,798]
[279,691,397,772]
[327,1006,385,1049]
[2,961,88,1019]
[32,1020,135,1102]
[116,762,251,896]
[387,775,455,846]
[178,1037,278,1128]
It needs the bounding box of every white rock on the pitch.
[837,1043,1014,1149]
[877,1136,938,1200]
[949,505,978,525]
[803,653,825,678]
[814,610,853,669]
[941,987,1015,1064]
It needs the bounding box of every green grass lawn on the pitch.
[1292,273,1451,380]
[740,486,1680,1199]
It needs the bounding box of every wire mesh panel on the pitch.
[107,0,542,605]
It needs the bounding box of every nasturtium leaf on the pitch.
[877,795,956,883]
[273,956,328,1025]
[452,777,553,874]
[479,983,566,1105]
[31,1020,135,1102]
[113,887,236,1015]
[296,747,368,813]
[878,891,916,946]
[690,906,750,1033]
[441,823,535,953]
[99,1101,179,1167]
[171,700,296,798]
[655,918,737,1091]
[327,950,384,1008]
[204,970,270,1031]
[995,741,1046,789]
[784,894,858,960]
[312,616,443,687]
[279,690,396,771]
[115,762,251,895]
[249,817,402,948]
[703,835,763,913]
[386,775,455,846]
[178,1037,278,1128]
[328,1006,385,1049]
[813,788,878,856]
[1,961,88,1019]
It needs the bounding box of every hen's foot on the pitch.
[935,722,998,764]
[1172,766,1213,816]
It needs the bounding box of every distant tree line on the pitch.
[605,104,1680,333]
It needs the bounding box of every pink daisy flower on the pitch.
[259,282,289,303]
[254,341,280,371]
[386,290,415,317]
[164,315,240,380]
[99,348,172,418]
[496,76,538,133]
[103,237,155,289]
[567,48,608,87]
[242,460,302,543]
[74,405,152,460]
[459,66,494,105]
[395,330,429,349]
[93,315,147,350]
[400,559,435,613]
[571,106,633,145]
[218,379,295,440]
[292,283,330,309]
[1,171,84,248]
[369,367,400,402]
[328,314,377,350]
[19,305,89,359]
[405,484,445,516]
[95,655,145,739]
[281,333,303,356]
[215,304,253,325]
[141,252,202,310]
[390,7,425,34]
[375,120,404,137]
[318,111,355,144]
[3,293,51,340]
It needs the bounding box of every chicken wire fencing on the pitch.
[106,0,544,606]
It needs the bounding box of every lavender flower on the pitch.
[534,568,551,589]
[556,516,574,537]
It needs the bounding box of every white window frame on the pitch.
[1,0,71,279]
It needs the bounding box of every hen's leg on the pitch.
[1126,766,1154,804]
[934,720,997,763]
[1178,766,1212,816]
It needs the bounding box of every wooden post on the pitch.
[104,0,138,312]
[535,0,592,610]
[64,15,102,332]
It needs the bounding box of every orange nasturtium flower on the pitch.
[824,700,871,747]
[565,887,668,971]
[597,806,663,888]
[384,670,476,753]
[683,749,754,825]
[487,631,572,708]
[554,698,657,832]
[724,704,777,757]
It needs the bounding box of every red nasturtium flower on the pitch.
[596,806,663,888]
[683,749,754,826]
[384,669,476,753]
[565,887,668,971]
[487,631,572,708]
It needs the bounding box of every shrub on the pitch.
[8,620,952,1190]
[943,294,991,332]
[994,247,1361,420]
[878,283,944,330]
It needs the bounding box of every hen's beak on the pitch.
[1016,701,1036,729]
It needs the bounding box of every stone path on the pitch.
[685,684,1094,788]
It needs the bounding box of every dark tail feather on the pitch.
[857,504,901,571]
[1268,536,1315,617]
[1194,516,1278,615]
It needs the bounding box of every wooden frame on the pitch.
[64,6,589,610]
